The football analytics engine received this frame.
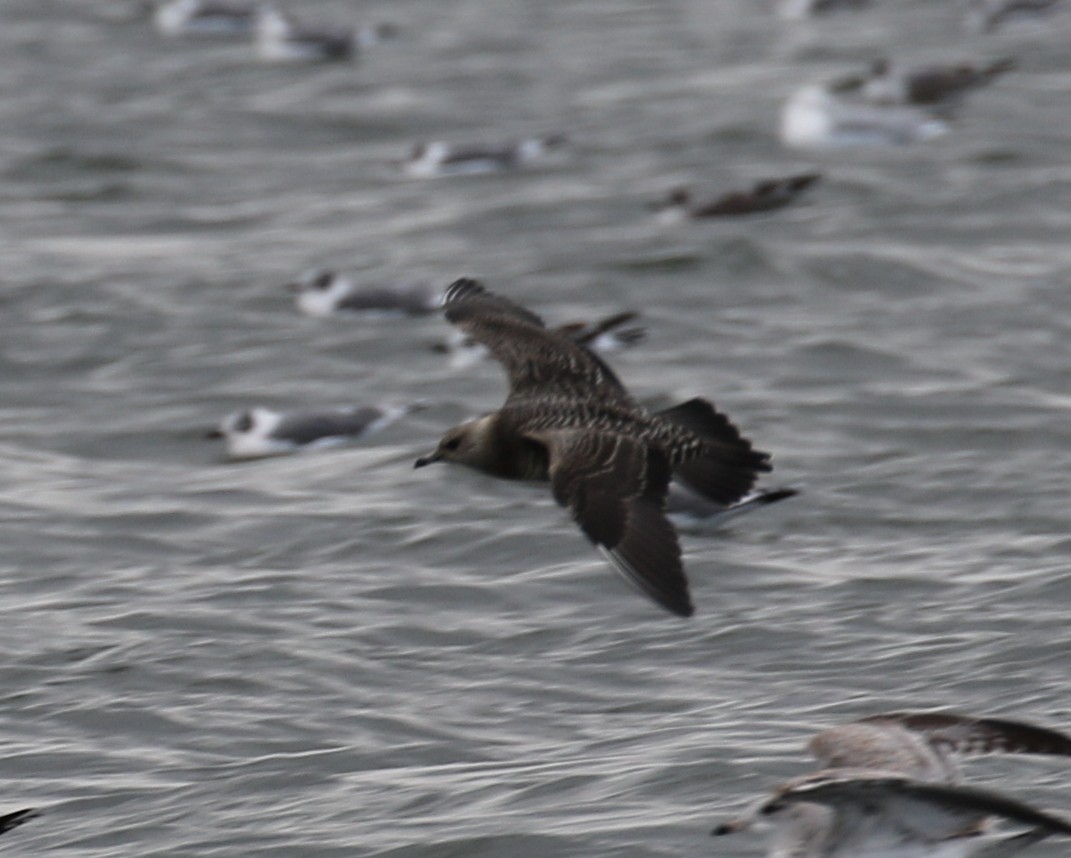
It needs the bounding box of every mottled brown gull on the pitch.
[414,278,782,618]
[714,711,1071,858]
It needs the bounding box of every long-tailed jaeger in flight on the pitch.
[414,278,785,618]
[714,711,1071,857]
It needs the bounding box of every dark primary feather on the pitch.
[784,774,1071,838]
[443,278,630,403]
[857,712,1071,759]
[0,808,39,835]
[534,428,693,617]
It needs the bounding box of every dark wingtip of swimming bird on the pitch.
[0,807,40,836]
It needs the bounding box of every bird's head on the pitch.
[414,416,497,471]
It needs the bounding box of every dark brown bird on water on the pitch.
[415,278,784,618]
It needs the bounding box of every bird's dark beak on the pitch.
[413,452,440,468]
[205,429,224,440]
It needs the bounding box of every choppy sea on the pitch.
[1,0,1069,855]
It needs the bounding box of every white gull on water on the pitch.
[207,404,419,460]
[287,269,443,317]
[402,135,567,178]
[781,84,949,148]
[153,0,257,37]
[254,5,395,63]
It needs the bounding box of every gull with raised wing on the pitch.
[414,278,783,618]
[714,711,1071,857]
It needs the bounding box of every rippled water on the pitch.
[1,1,1069,855]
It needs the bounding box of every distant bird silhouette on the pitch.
[651,173,821,220]
[965,0,1063,32]
[833,58,1015,107]
[254,5,396,63]
[153,0,257,36]
[779,0,869,20]
[0,808,39,836]
[714,711,1071,857]
[402,136,567,177]
[414,278,783,617]
[287,269,442,317]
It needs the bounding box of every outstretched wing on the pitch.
[530,428,693,618]
[778,771,1071,842]
[855,712,1071,759]
[808,720,958,781]
[442,278,632,406]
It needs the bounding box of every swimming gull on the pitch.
[833,58,1015,107]
[414,278,782,618]
[781,84,949,148]
[153,0,257,36]
[403,136,567,178]
[207,404,418,460]
[650,173,821,220]
[714,711,1071,857]
[287,269,443,317]
[254,5,396,63]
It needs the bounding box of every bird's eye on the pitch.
[313,272,332,290]
[761,801,785,816]
[443,438,461,452]
[234,412,254,433]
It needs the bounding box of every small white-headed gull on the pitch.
[207,404,419,460]
[402,135,567,178]
[254,5,396,63]
[781,84,949,148]
[287,269,443,318]
[153,0,257,36]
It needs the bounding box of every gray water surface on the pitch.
[1,1,1069,855]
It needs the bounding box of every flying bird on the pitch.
[714,711,1071,857]
[414,278,783,618]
